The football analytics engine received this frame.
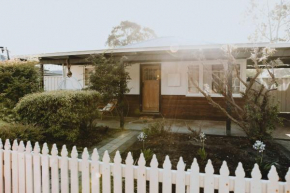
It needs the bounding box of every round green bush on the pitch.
[15,90,101,142]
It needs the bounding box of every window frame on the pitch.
[83,66,94,87]
[186,60,246,98]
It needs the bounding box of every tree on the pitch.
[88,54,130,129]
[245,0,290,42]
[106,20,157,48]
[190,46,283,141]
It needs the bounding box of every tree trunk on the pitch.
[226,61,233,136]
[119,62,125,129]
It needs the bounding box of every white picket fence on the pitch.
[1,139,290,193]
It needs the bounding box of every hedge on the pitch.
[0,60,41,122]
[0,122,44,143]
[15,90,101,142]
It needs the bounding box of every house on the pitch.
[38,37,290,120]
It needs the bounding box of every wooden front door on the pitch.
[141,65,160,112]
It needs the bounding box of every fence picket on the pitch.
[0,140,3,193]
[163,155,172,193]
[42,143,50,193]
[82,148,90,193]
[204,160,214,193]
[18,142,26,193]
[267,166,279,193]
[234,162,245,193]
[91,148,100,193]
[50,144,59,193]
[176,157,186,193]
[125,152,134,193]
[33,142,41,193]
[150,154,159,193]
[285,168,290,193]
[251,164,262,193]
[102,151,111,193]
[189,158,199,193]
[4,139,12,193]
[12,140,18,193]
[113,151,122,193]
[25,142,33,193]
[219,161,229,193]
[138,153,146,193]
[61,145,69,193]
[70,146,79,193]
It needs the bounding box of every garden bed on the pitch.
[122,133,290,180]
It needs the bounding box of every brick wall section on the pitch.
[125,95,245,120]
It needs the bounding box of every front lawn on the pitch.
[122,133,290,180]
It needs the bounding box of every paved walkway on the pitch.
[95,117,290,139]
[89,130,139,158]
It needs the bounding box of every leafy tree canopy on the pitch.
[106,20,157,48]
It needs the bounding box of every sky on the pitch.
[0,0,263,56]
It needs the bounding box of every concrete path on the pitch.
[89,130,139,158]
[96,117,290,139]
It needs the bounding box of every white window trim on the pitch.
[83,66,94,87]
[186,59,246,98]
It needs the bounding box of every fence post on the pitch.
[50,144,59,193]
[82,148,90,193]
[4,139,12,193]
[189,158,199,193]
[25,142,33,193]
[33,142,41,193]
[285,168,290,193]
[125,152,134,192]
[150,154,159,193]
[176,157,186,193]
[70,146,79,193]
[204,160,214,193]
[234,162,245,193]
[61,145,69,193]
[219,161,229,193]
[137,153,146,193]
[91,148,100,193]
[18,142,26,193]
[267,166,279,193]
[113,151,122,193]
[42,143,50,193]
[102,151,111,193]
[251,164,262,193]
[12,140,18,193]
[163,155,172,193]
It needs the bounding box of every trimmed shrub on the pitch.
[0,60,41,122]
[0,122,44,143]
[15,90,101,142]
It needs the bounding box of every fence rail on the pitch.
[1,139,290,193]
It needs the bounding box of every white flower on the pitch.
[199,132,206,143]
[253,140,266,153]
[137,132,147,142]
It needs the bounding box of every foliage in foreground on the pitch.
[0,122,44,143]
[0,60,41,122]
[15,90,100,142]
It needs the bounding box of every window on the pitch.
[188,65,199,94]
[84,67,94,86]
[188,63,242,96]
